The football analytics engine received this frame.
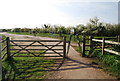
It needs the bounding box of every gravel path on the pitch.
[0,32,116,79]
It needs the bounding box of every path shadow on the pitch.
[2,56,102,80]
[2,57,20,81]
[57,57,102,71]
[2,57,65,80]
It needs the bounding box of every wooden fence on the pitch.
[82,36,120,56]
[0,37,8,60]
[0,36,68,59]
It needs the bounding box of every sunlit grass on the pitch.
[2,56,54,80]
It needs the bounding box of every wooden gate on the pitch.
[5,37,67,58]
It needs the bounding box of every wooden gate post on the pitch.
[76,34,81,53]
[82,36,86,57]
[0,36,2,80]
[89,36,94,55]
[117,35,120,43]
[6,37,11,58]
[102,38,105,55]
[63,36,66,59]
[90,36,94,49]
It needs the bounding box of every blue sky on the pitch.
[54,2,118,25]
[0,0,118,29]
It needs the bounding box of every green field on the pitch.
[2,57,54,80]
[1,35,55,80]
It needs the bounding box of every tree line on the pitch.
[1,17,120,36]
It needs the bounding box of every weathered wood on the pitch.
[10,39,65,58]
[11,41,37,57]
[85,44,90,46]
[104,49,120,56]
[102,38,105,55]
[37,52,63,54]
[76,34,81,54]
[1,52,7,59]
[13,56,63,57]
[117,35,120,43]
[0,39,2,80]
[82,36,86,57]
[11,52,63,54]
[10,45,63,47]
[6,37,11,58]
[90,36,94,49]
[95,37,116,39]
[11,41,36,49]
[37,41,63,56]
[92,39,103,42]
[10,49,63,50]
[63,36,66,58]
[88,36,120,56]
[0,39,6,43]
[12,49,37,57]
[92,39,120,45]
[7,37,68,58]
[105,40,120,45]
[1,46,7,52]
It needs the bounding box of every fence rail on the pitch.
[92,38,120,55]
[92,39,120,45]
[104,49,120,56]
[82,36,120,56]
[1,38,8,60]
[10,45,64,46]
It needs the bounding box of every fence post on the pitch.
[90,36,94,49]
[89,36,94,55]
[102,38,105,55]
[82,36,86,57]
[118,35,120,42]
[6,37,10,58]
[76,34,81,53]
[63,36,66,59]
[0,36,2,80]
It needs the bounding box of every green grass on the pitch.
[79,35,120,79]
[8,32,120,79]
[84,36,120,79]
[91,49,120,79]
[0,35,7,60]
[2,56,54,80]
[0,34,55,80]
[8,32,31,36]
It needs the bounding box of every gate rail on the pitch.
[1,37,68,59]
[0,37,8,60]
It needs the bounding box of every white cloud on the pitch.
[0,0,74,28]
[0,0,118,29]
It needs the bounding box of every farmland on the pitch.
[1,17,120,80]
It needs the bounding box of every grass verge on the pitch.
[0,34,55,80]
[2,56,54,80]
[91,49,120,79]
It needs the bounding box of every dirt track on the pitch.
[0,32,116,79]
